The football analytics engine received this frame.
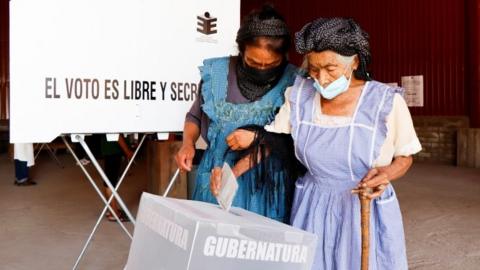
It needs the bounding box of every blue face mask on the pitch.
[313,70,353,100]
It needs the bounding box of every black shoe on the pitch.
[14,179,37,186]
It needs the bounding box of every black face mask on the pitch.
[236,56,287,101]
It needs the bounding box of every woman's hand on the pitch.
[352,156,413,199]
[210,167,222,196]
[226,129,256,151]
[211,157,252,197]
[353,168,390,199]
[175,143,195,172]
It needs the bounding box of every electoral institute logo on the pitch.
[196,12,218,43]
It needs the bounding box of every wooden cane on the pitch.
[352,187,373,270]
[360,188,372,270]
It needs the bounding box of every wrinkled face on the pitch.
[243,37,283,70]
[306,50,358,87]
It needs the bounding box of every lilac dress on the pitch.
[289,77,408,270]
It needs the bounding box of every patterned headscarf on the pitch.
[295,18,371,80]
[236,6,289,44]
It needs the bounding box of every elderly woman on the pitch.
[175,5,299,223]
[227,18,422,269]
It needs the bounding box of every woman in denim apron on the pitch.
[175,6,299,222]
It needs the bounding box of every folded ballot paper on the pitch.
[125,193,317,270]
[215,163,238,211]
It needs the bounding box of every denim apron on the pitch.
[193,57,296,222]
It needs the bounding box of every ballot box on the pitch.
[125,193,317,270]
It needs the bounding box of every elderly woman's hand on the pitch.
[352,156,413,199]
[226,129,256,151]
[354,168,390,199]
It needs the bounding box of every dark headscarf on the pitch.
[236,6,289,46]
[295,18,371,80]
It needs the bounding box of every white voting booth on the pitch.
[126,193,317,270]
[10,0,240,268]
[10,0,239,143]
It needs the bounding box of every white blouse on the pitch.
[265,87,422,167]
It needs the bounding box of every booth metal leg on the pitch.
[72,134,148,269]
[35,143,64,168]
[62,135,145,270]
[163,168,180,197]
[45,143,64,168]
[34,143,45,160]
[76,135,136,223]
